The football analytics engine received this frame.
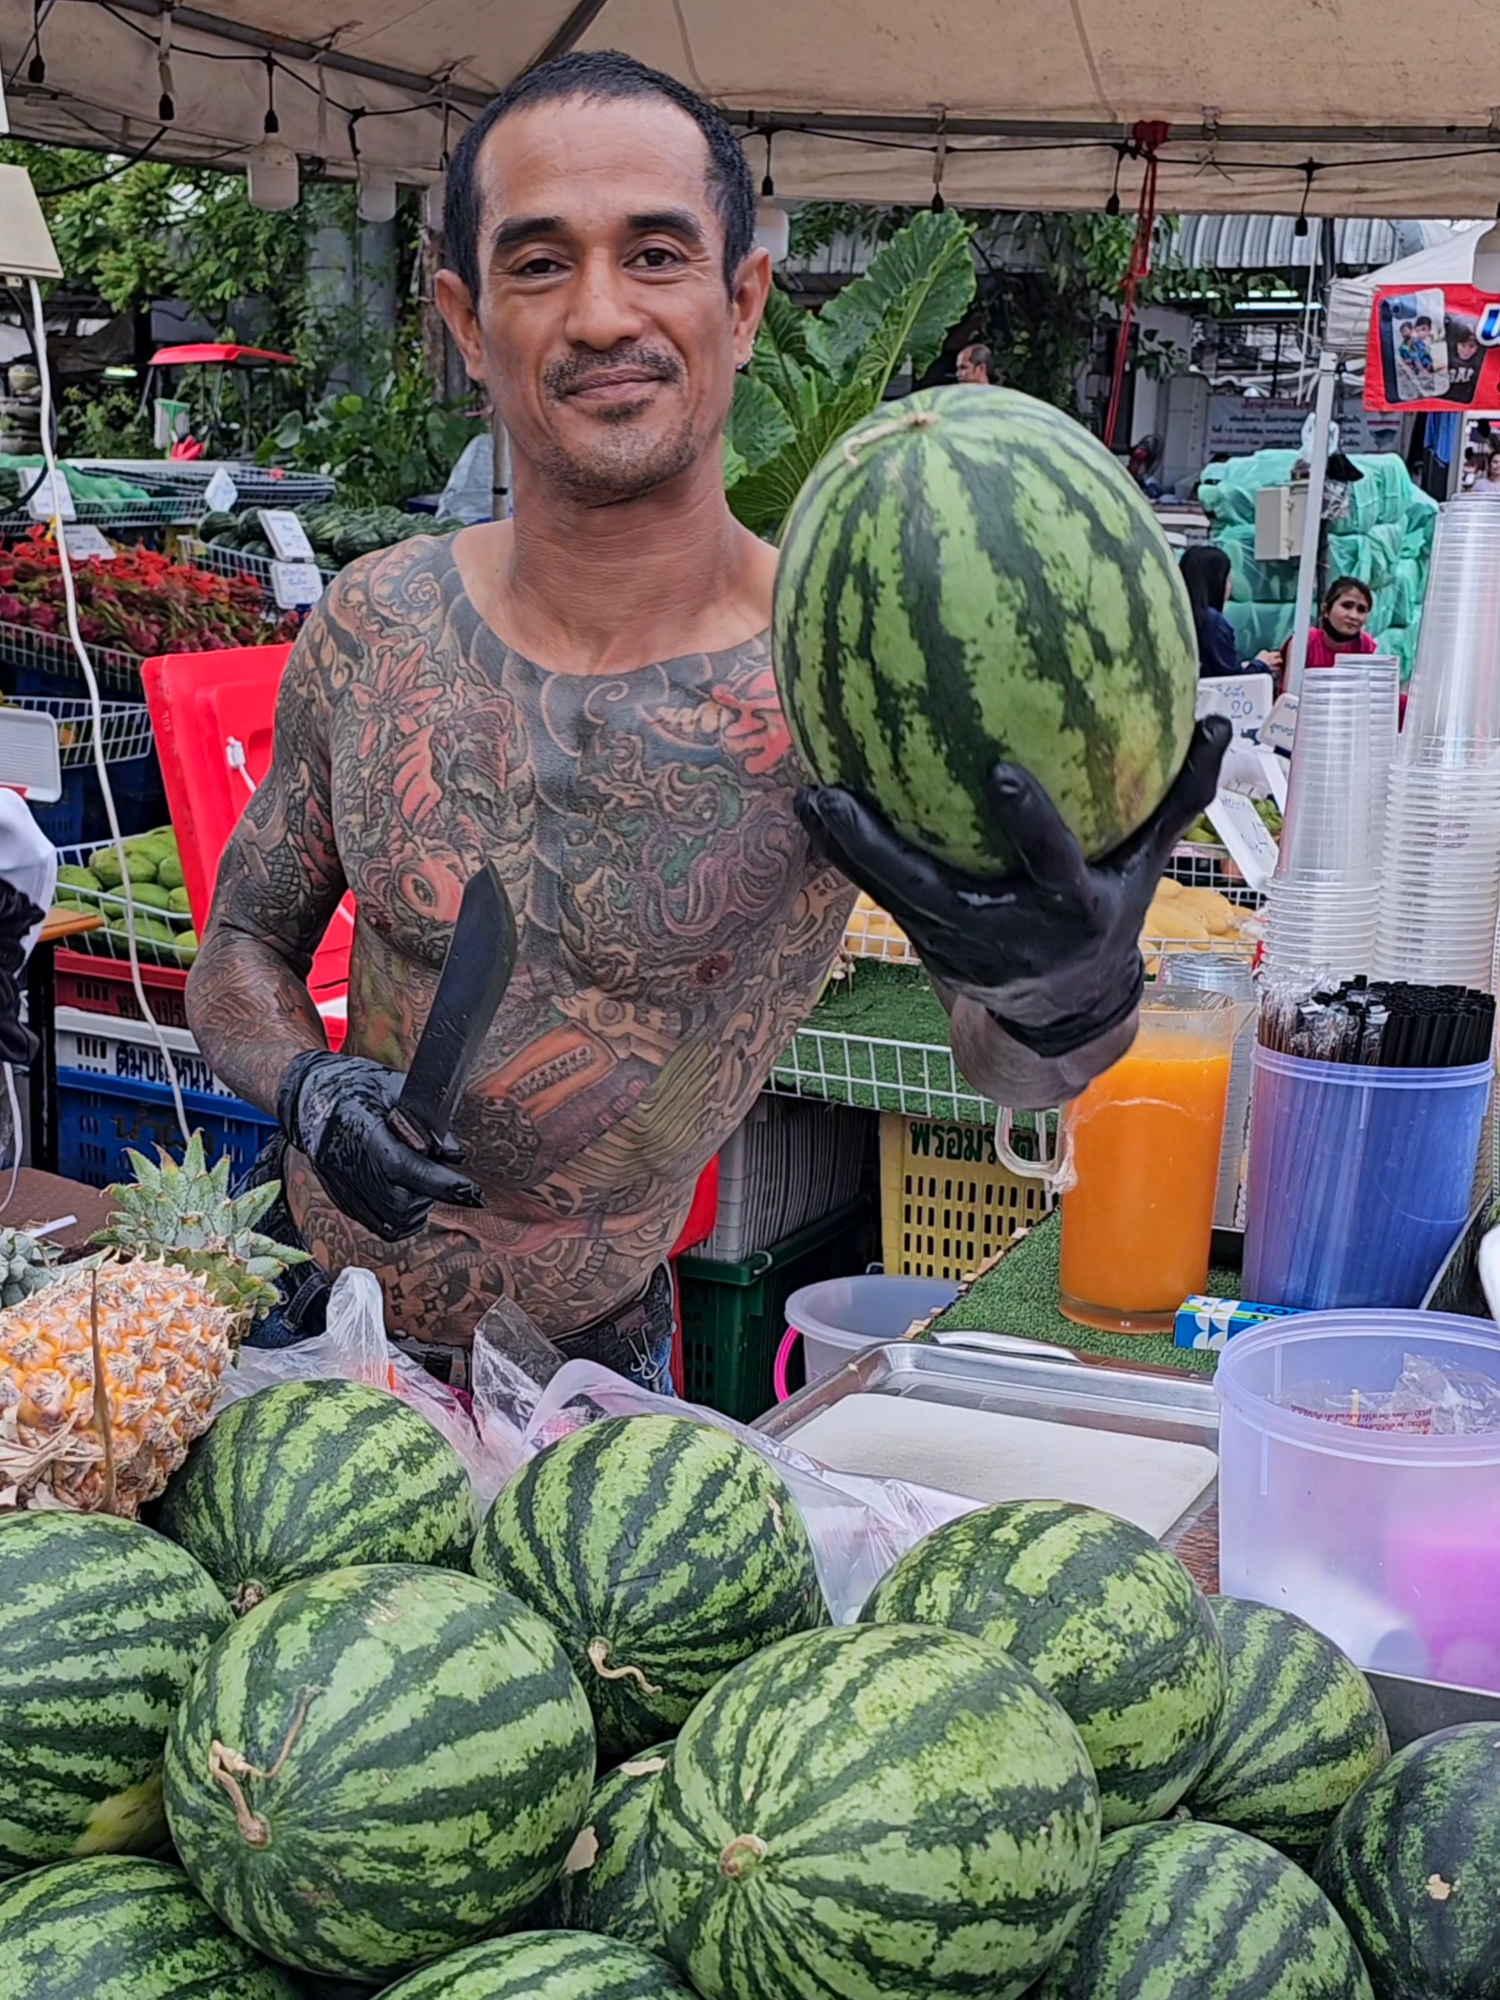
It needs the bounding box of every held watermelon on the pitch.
[1031,1821,1375,2000]
[157,1378,478,1612]
[378,1930,694,1997]
[1315,1722,1500,1999]
[772,384,1198,876]
[0,1854,299,2000]
[0,1511,230,1876]
[861,1498,1226,1828]
[473,1415,826,1759]
[542,1744,673,1948]
[164,1564,596,1980]
[1187,1599,1390,1859]
[649,1622,1102,2000]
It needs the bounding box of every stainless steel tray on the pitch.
[756,1335,1220,1551]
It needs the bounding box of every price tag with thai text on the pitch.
[203,466,239,512]
[27,468,75,522]
[271,562,323,610]
[62,524,115,561]
[1262,694,1299,754]
[1206,788,1279,892]
[258,509,315,564]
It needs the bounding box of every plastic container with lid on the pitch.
[1216,1311,1500,1693]
[784,1275,959,1386]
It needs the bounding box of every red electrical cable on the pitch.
[1103,119,1171,451]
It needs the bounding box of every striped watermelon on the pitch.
[473,1415,825,1759]
[1032,1821,1374,1999]
[542,1744,672,1948]
[378,1930,694,1997]
[0,1511,229,1876]
[1316,1722,1500,1999]
[163,1564,595,1979]
[0,1854,299,1999]
[862,1499,1225,1828]
[1188,1600,1390,1859]
[772,384,1198,876]
[649,1622,1101,2000]
[157,1379,478,1612]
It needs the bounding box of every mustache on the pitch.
[543,346,683,398]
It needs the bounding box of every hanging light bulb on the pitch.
[246,141,299,212]
[1104,145,1125,217]
[754,200,790,263]
[263,54,280,137]
[157,9,175,122]
[26,0,44,84]
[1293,161,1315,237]
[358,171,398,224]
[761,128,775,200]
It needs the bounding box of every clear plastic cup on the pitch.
[1399,496,1500,766]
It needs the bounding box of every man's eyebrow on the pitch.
[491,215,562,254]
[626,208,706,245]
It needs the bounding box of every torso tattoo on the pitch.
[191,535,855,1343]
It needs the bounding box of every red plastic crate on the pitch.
[53,947,191,1029]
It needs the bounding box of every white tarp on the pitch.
[6,0,1500,215]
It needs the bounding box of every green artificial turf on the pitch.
[924,1212,1238,1377]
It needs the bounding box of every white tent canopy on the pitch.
[1326,223,1500,355]
[6,0,1500,215]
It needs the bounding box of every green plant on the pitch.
[263,332,481,508]
[725,207,977,539]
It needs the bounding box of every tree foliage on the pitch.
[726,207,977,539]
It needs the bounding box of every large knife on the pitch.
[387,861,518,1158]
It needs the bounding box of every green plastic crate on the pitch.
[676,1198,874,1424]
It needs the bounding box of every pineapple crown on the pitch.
[91,1133,311,1323]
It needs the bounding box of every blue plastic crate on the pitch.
[27,769,88,845]
[57,1067,275,1187]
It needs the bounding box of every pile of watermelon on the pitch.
[0,1379,1494,2000]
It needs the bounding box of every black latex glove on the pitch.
[277,1049,484,1244]
[0,881,46,1068]
[798,716,1232,1060]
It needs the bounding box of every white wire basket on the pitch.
[13,696,153,766]
[54,838,196,969]
[841,899,919,965]
[180,537,336,603]
[1166,839,1268,909]
[770,1024,998,1125]
[0,621,141,696]
[0,497,192,533]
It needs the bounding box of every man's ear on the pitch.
[731,246,774,369]
[435,268,487,384]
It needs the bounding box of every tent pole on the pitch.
[1287,351,1337,698]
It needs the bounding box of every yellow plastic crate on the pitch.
[879,1112,1056,1281]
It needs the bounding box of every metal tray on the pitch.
[756,1334,1220,1555]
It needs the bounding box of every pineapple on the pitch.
[91,1133,310,1330]
[0,1262,236,1514]
[0,1227,60,1306]
[0,1136,310,1516]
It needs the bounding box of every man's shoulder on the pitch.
[322,529,459,631]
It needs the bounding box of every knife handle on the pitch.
[387,1104,434,1156]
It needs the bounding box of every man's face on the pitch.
[956,348,988,384]
[436,96,769,506]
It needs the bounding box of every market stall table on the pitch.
[27,906,102,1175]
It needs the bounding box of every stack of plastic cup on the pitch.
[1375,493,1500,988]
[1161,952,1257,1228]
[1264,665,1382,982]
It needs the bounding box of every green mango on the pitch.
[129,883,171,912]
[121,851,159,885]
[91,849,125,889]
[166,886,192,916]
[55,866,102,896]
[157,855,186,891]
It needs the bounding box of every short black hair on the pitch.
[442,50,756,302]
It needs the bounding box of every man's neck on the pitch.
[458,449,774,676]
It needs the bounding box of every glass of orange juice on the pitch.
[1059,988,1240,1333]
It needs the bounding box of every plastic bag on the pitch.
[469,1303,977,1623]
[219,1267,493,1500]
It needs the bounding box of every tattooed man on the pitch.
[187,51,1227,1388]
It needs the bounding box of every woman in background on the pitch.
[1179,546,1280,677]
[1303,576,1378,668]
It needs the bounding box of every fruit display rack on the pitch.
[770,1023,998,1126]
[0,621,141,696]
[13,695,153,767]
[0,496,192,536]
[1166,839,1267,910]
[72,461,337,509]
[178,537,336,605]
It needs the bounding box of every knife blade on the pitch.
[387,861,518,1157]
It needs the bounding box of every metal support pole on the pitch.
[1287,351,1338,698]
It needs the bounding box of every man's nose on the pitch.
[565,249,646,351]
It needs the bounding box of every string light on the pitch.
[761,129,774,199]
[263,53,280,137]
[1293,160,1316,237]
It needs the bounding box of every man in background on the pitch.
[956,342,995,385]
